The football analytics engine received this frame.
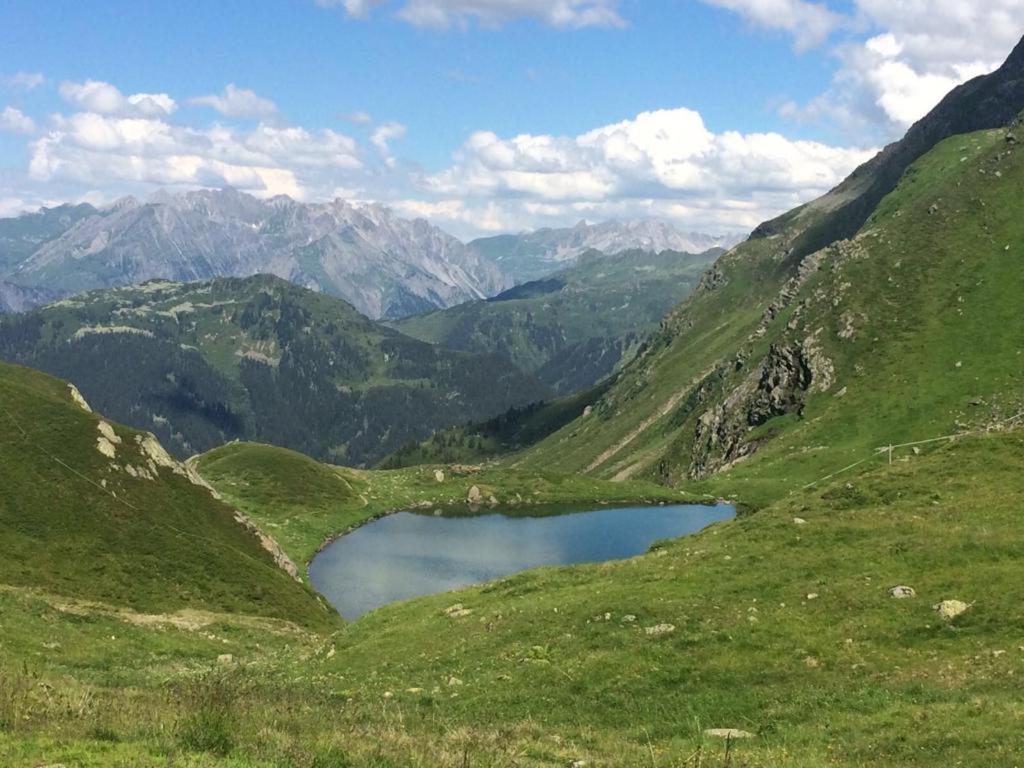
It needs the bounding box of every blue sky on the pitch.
[1,0,1021,238]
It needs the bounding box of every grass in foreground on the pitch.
[3,430,1023,766]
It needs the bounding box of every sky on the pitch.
[0,0,1022,240]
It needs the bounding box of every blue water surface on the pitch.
[310,503,734,619]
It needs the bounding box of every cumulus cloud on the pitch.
[190,84,278,118]
[28,111,361,200]
[838,1,1024,131]
[0,106,36,134]
[59,80,177,117]
[318,0,625,29]
[712,0,1024,138]
[421,107,874,235]
[4,72,46,91]
[700,0,843,51]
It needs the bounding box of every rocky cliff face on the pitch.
[2,189,510,319]
[0,281,58,313]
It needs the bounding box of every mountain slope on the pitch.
[469,220,739,283]
[0,275,550,465]
[0,361,332,628]
[516,42,1024,501]
[1,190,508,319]
[392,248,719,394]
[0,202,98,275]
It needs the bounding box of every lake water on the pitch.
[309,503,734,619]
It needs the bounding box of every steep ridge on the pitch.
[393,248,718,395]
[517,40,1024,501]
[0,361,332,628]
[1,190,508,319]
[0,275,551,465]
[753,35,1024,266]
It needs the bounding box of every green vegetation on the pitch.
[517,126,1024,508]
[196,440,689,567]
[393,249,716,394]
[0,274,550,465]
[3,421,1023,765]
[379,381,610,468]
[0,361,333,629]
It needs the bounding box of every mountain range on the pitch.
[468,219,741,284]
[0,191,509,320]
[0,191,734,320]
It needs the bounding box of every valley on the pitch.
[392,247,720,394]
[1,14,1023,768]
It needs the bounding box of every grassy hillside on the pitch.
[0,361,333,629]
[0,274,550,465]
[517,123,1024,506]
[195,440,691,567]
[3,425,1023,765]
[393,249,717,394]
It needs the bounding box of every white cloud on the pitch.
[190,84,278,118]
[423,107,874,236]
[59,80,177,118]
[370,121,407,167]
[700,0,843,51]
[28,110,361,200]
[4,72,46,91]
[0,106,36,134]
[840,1,1024,131]
[713,0,1024,138]
[318,0,625,28]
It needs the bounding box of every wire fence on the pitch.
[801,411,1024,491]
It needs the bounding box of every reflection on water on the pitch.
[310,503,733,619]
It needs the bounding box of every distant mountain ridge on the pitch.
[0,192,744,318]
[469,220,742,284]
[0,189,510,319]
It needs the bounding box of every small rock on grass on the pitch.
[443,603,473,619]
[889,585,916,599]
[704,728,755,739]
[934,599,970,620]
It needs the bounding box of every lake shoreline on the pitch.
[311,502,736,620]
